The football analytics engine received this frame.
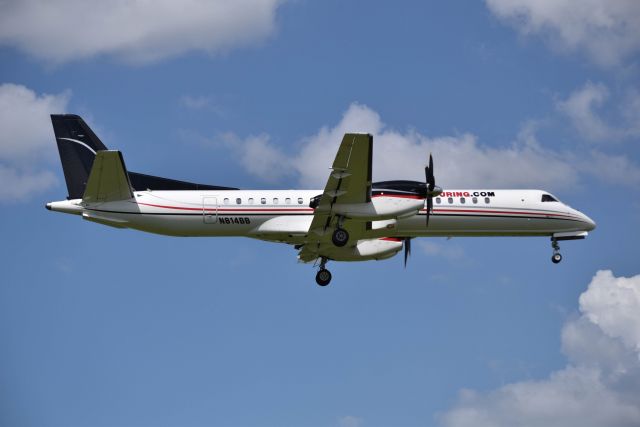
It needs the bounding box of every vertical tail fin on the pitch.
[51,114,108,199]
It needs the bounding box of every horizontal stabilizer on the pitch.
[83,151,133,203]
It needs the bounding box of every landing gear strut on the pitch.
[315,257,332,286]
[551,238,562,264]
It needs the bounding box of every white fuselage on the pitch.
[48,188,596,244]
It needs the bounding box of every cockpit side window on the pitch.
[541,194,558,202]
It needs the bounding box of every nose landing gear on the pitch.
[551,238,562,264]
[315,257,332,286]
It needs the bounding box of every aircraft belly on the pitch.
[84,210,269,237]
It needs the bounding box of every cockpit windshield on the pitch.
[541,194,558,202]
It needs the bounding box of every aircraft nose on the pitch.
[581,212,596,231]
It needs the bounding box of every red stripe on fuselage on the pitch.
[136,201,314,212]
[427,207,578,220]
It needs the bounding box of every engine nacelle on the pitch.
[329,238,403,261]
[322,196,424,221]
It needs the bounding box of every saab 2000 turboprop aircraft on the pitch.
[46,115,596,286]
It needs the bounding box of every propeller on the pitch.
[405,154,438,268]
[403,237,411,268]
[424,153,436,226]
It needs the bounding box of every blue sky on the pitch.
[1,1,640,426]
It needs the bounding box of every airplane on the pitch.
[46,114,596,286]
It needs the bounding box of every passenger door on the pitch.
[202,196,218,224]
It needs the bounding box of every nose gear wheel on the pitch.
[551,238,562,264]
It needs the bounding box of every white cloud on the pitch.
[224,103,578,189]
[579,151,640,187]
[0,0,284,64]
[579,270,640,353]
[0,83,69,202]
[556,81,640,142]
[0,83,69,161]
[556,82,617,141]
[215,132,294,184]
[485,0,640,67]
[221,103,640,191]
[439,270,640,427]
[0,165,57,201]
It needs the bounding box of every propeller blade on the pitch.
[424,153,436,227]
[404,238,411,267]
[429,153,434,179]
[427,153,435,191]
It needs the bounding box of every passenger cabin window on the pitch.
[484,197,490,204]
[223,198,229,204]
[273,198,279,204]
[472,197,478,204]
[436,197,441,204]
[236,198,242,204]
[248,198,254,204]
[460,197,466,204]
[541,194,558,202]
[298,197,304,204]
[261,198,266,204]
[447,197,453,204]
[285,198,291,204]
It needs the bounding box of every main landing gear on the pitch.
[315,257,332,286]
[551,238,563,264]
[331,216,349,247]
[332,228,349,247]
